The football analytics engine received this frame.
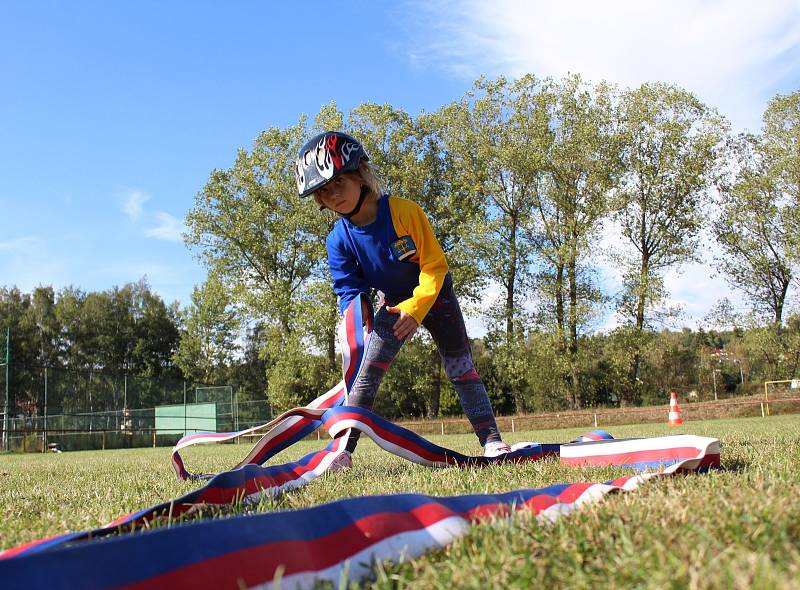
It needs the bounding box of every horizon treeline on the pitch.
[1,280,798,419]
[2,73,799,419]
[0,280,267,418]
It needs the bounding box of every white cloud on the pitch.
[145,211,185,242]
[121,190,185,242]
[123,190,150,222]
[409,0,800,131]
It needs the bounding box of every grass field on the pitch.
[2,415,800,588]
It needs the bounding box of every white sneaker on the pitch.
[483,440,512,457]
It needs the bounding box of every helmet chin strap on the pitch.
[341,185,369,219]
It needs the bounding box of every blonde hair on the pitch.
[312,160,383,211]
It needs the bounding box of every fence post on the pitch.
[2,327,9,452]
[441,422,444,436]
[102,430,106,450]
[234,388,239,432]
[88,371,92,431]
[152,429,156,448]
[594,413,598,427]
[760,402,765,418]
[183,381,187,437]
[43,367,48,453]
[511,418,515,433]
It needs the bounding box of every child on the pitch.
[295,131,511,457]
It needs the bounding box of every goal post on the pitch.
[763,379,800,416]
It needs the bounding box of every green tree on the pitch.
[714,132,795,327]
[54,286,89,369]
[613,82,726,403]
[229,323,269,405]
[533,74,622,408]
[440,75,549,341]
[377,335,441,420]
[265,330,338,413]
[0,288,39,417]
[173,275,240,384]
[30,287,59,368]
[130,287,181,379]
[185,121,326,333]
[415,110,487,302]
[185,120,337,407]
[761,90,800,252]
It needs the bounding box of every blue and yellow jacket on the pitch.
[326,195,449,324]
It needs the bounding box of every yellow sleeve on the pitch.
[389,197,449,324]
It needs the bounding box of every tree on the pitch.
[415,110,487,303]
[185,121,327,334]
[377,335,441,419]
[533,74,622,409]
[714,132,795,327]
[173,275,240,384]
[51,287,81,369]
[130,287,181,379]
[440,75,549,341]
[613,82,726,403]
[186,120,338,406]
[30,287,59,368]
[230,323,268,401]
[761,90,800,252]
[0,288,39,416]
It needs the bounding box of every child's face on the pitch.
[314,173,362,214]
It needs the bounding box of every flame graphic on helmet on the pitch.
[341,141,359,164]
[314,137,334,180]
[326,134,344,169]
[294,157,306,193]
[315,135,360,180]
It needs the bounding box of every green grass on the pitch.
[2,416,800,588]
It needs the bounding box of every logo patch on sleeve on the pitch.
[390,235,417,261]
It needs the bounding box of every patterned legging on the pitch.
[346,275,501,450]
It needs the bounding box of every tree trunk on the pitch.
[567,257,581,409]
[555,262,565,334]
[628,255,649,405]
[506,220,517,341]
[773,278,788,331]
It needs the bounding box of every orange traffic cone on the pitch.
[668,391,684,426]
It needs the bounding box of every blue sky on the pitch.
[1,0,799,332]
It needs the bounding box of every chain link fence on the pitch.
[2,367,272,452]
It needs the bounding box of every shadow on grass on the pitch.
[715,459,750,473]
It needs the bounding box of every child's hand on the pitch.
[386,306,418,341]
